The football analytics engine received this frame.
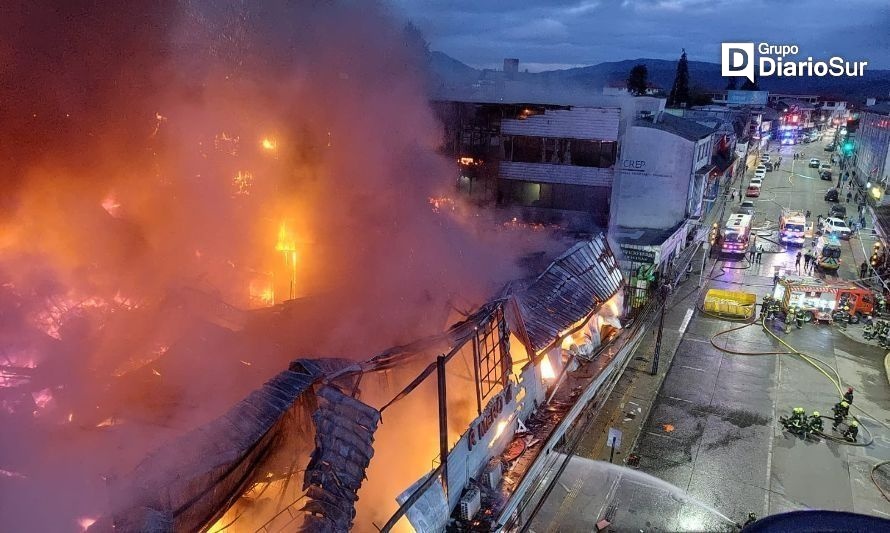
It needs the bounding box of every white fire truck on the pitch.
[779,209,807,245]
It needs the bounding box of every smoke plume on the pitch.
[0,1,562,530]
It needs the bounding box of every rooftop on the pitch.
[864,102,890,116]
[636,111,715,141]
[612,223,685,246]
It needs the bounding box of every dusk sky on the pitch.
[394,0,890,71]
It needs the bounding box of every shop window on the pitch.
[476,306,509,401]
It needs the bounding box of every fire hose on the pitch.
[703,309,890,501]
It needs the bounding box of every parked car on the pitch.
[809,158,821,168]
[754,169,766,179]
[820,170,833,181]
[756,164,766,173]
[820,163,831,172]
[825,144,835,151]
[830,204,847,219]
[750,178,763,187]
[737,200,756,215]
[820,217,852,239]
[765,162,775,171]
[746,184,762,197]
[824,188,839,202]
[760,155,771,164]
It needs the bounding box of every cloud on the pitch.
[391,0,890,70]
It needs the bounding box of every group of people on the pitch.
[748,244,764,264]
[781,388,859,442]
[795,249,818,275]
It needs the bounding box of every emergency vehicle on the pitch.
[721,213,753,255]
[814,234,842,271]
[772,276,876,323]
[779,209,807,245]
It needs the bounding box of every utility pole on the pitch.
[651,276,671,376]
[699,242,710,287]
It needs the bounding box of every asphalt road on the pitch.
[527,135,890,531]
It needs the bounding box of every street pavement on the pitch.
[527,136,890,531]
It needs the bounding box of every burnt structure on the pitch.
[99,235,629,532]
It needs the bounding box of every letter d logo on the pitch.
[722,42,755,83]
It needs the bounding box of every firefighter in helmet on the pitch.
[843,420,859,442]
[832,401,850,429]
[808,411,823,434]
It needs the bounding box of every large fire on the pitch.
[0,1,562,531]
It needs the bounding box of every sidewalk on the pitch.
[571,266,709,465]
[570,182,733,466]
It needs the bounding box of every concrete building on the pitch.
[609,111,716,276]
[432,91,665,229]
[855,102,890,193]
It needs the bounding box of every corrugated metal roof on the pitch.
[501,107,620,140]
[111,359,350,532]
[637,112,715,142]
[499,161,614,187]
[516,235,624,352]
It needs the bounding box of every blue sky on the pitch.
[391,0,890,71]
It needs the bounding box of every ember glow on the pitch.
[0,1,560,530]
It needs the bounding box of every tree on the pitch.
[725,77,738,90]
[740,74,760,91]
[667,49,690,108]
[627,64,649,96]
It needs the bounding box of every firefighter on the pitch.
[837,304,851,329]
[843,420,859,442]
[785,307,794,333]
[844,387,854,404]
[782,407,807,434]
[769,298,780,319]
[760,296,772,320]
[832,401,850,429]
[808,411,823,434]
[796,308,805,328]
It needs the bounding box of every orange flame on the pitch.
[540,355,556,380]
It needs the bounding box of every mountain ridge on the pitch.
[429,52,890,101]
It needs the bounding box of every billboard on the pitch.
[726,90,769,105]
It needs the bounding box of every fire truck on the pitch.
[779,209,807,245]
[772,276,876,323]
[721,213,753,256]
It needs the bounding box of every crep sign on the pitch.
[467,383,514,450]
[621,159,646,172]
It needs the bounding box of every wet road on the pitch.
[527,136,890,531]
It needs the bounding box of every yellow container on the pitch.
[704,289,756,318]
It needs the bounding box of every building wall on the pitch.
[855,110,890,186]
[611,126,695,230]
[501,107,620,140]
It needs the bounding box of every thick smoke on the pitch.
[0,1,561,530]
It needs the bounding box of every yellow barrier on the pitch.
[703,289,756,319]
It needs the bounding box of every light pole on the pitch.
[651,276,671,376]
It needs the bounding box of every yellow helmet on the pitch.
[813,411,820,417]
[850,421,859,427]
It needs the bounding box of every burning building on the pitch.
[96,234,640,532]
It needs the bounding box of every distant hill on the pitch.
[428,53,890,102]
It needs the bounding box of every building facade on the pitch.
[855,102,890,191]
[432,95,665,229]
[609,112,715,276]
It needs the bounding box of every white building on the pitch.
[609,111,716,274]
[855,102,890,192]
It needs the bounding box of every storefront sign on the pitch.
[467,384,513,450]
[620,246,656,264]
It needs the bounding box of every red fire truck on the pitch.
[772,276,876,323]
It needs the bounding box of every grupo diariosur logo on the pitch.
[721,43,868,82]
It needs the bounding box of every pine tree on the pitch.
[725,77,738,90]
[667,49,690,107]
[627,64,649,96]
